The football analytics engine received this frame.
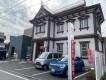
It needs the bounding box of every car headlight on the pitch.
[59,64,66,68]
[40,61,44,65]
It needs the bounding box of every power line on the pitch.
[9,0,51,12]
[0,1,51,29]
[1,0,80,26]
[0,0,51,19]
[0,0,52,30]
[2,0,30,13]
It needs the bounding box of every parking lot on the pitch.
[0,61,67,80]
[0,61,87,80]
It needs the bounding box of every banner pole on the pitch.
[68,23,74,80]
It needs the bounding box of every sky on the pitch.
[0,0,106,42]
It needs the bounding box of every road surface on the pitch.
[0,68,29,80]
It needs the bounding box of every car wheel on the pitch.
[43,65,48,71]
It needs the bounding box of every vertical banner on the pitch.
[68,22,74,80]
[71,40,75,79]
[87,48,95,66]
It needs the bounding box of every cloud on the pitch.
[0,0,106,43]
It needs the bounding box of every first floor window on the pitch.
[80,41,89,58]
[57,43,63,53]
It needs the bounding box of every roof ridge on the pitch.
[53,0,86,14]
[43,5,55,14]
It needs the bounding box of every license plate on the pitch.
[51,69,55,72]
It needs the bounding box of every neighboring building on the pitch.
[0,32,6,43]
[9,28,32,60]
[24,28,33,37]
[30,2,104,63]
[0,32,7,60]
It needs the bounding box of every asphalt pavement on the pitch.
[0,60,87,80]
[0,69,29,80]
[0,60,66,80]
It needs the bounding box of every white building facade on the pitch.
[30,3,104,62]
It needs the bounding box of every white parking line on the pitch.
[18,62,27,64]
[0,61,9,63]
[74,72,88,79]
[31,71,50,76]
[15,67,35,71]
[0,69,29,80]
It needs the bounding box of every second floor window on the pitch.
[78,15,89,31]
[40,25,45,32]
[36,24,45,34]
[56,22,64,33]
[80,19,88,29]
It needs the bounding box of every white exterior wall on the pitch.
[34,21,48,39]
[75,38,95,57]
[55,13,94,38]
[50,21,54,38]
[75,38,95,67]
[53,38,95,57]
[52,38,95,67]
[55,21,68,38]
[49,41,54,52]
[74,13,94,35]
[54,40,68,56]
[98,40,102,51]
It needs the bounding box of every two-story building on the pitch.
[30,2,104,62]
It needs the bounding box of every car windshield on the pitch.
[61,56,68,62]
[39,52,48,59]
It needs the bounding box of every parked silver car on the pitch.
[35,52,62,70]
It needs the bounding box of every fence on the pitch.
[95,51,104,80]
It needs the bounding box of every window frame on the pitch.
[57,43,63,53]
[35,23,45,34]
[78,15,89,31]
[56,22,64,33]
[80,41,90,58]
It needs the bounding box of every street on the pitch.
[0,61,66,80]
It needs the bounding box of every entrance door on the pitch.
[36,41,44,58]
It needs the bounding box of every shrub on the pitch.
[100,72,106,80]
[86,70,96,80]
